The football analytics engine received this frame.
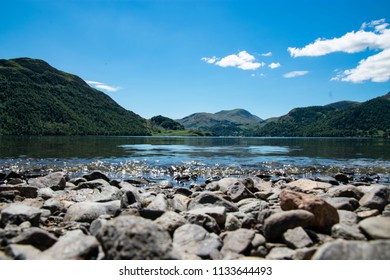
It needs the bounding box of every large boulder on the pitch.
[279,190,339,232]
[64,201,121,223]
[1,203,41,227]
[358,216,390,239]
[263,209,315,241]
[186,206,226,226]
[39,230,99,260]
[28,172,66,190]
[10,227,58,250]
[96,215,175,259]
[221,228,255,254]
[312,239,390,260]
[188,192,238,212]
[173,224,222,259]
[286,179,332,193]
[359,185,389,211]
[154,211,187,235]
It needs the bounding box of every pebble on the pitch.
[0,171,389,260]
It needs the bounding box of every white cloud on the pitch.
[86,80,122,92]
[201,56,217,64]
[202,51,265,70]
[269,62,281,69]
[261,52,273,57]
[283,71,309,78]
[288,19,390,57]
[331,48,390,83]
[288,19,390,83]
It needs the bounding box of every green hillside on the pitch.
[178,108,262,136]
[253,93,390,137]
[0,58,150,136]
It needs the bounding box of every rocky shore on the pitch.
[0,169,389,260]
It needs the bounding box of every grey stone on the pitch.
[227,182,255,202]
[225,213,241,231]
[359,216,390,239]
[312,239,390,260]
[147,193,169,212]
[188,191,238,212]
[154,211,187,235]
[238,199,268,214]
[39,230,99,260]
[173,224,222,259]
[0,184,38,198]
[206,178,238,193]
[96,215,175,259]
[171,194,190,212]
[71,181,120,202]
[174,187,193,197]
[359,185,389,210]
[42,198,63,214]
[5,244,41,259]
[183,212,220,233]
[10,227,58,250]
[64,200,121,223]
[120,189,142,209]
[293,248,317,260]
[332,223,366,240]
[325,197,360,211]
[37,187,54,199]
[73,179,110,190]
[69,177,87,185]
[186,206,226,226]
[83,171,110,182]
[266,247,295,260]
[251,233,266,248]
[263,210,315,241]
[338,210,358,225]
[286,178,332,192]
[138,208,165,220]
[29,172,66,190]
[89,218,109,236]
[221,228,255,254]
[330,185,364,200]
[356,209,380,220]
[283,227,313,248]
[1,203,41,227]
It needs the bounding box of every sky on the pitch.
[1,0,390,120]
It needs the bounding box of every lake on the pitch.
[1,136,390,183]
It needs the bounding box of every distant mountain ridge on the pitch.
[0,58,150,135]
[177,108,262,136]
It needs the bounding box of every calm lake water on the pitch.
[1,136,390,183]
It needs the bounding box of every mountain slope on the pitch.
[0,58,150,135]
[254,93,390,137]
[178,109,262,136]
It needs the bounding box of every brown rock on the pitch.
[279,190,339,232]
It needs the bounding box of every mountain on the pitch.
[0,58,150,135]
[253,93,390,137]
[178,109,262,136]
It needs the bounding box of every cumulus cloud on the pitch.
[202,51,265,70]
[261,52,273,57]
[331,48,390,83]
[269,62,281,69]
[283,71,309,78]
[85,80,122,92]
[288,19,390,83]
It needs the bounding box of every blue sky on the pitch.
[1,0,390,120]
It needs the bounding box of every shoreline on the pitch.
[0,169,389,260]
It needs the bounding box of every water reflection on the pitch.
[1,136,390,178]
